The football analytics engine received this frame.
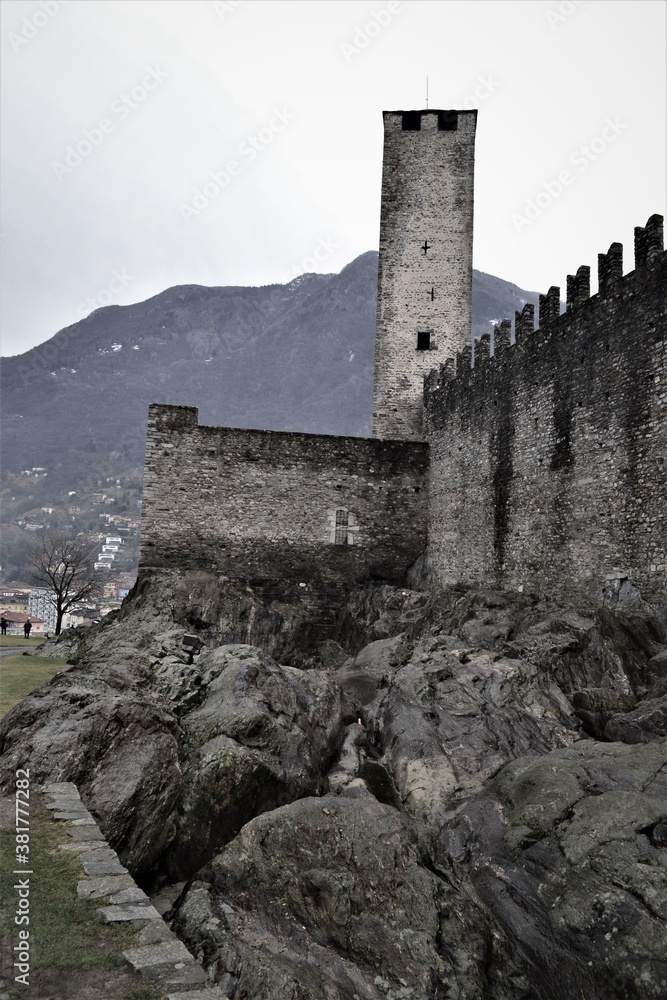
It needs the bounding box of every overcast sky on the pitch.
[1,0,665,358]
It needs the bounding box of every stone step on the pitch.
[41,782,222,998]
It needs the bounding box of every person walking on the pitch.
[0,616,8,635]
[23,619,32,639]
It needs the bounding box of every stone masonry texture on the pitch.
[424,221,666,604]
[140,406,428,586]
[372,110,476,441]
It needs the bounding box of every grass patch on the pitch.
[0,656,70,718]
[0,636,44,648]
[0,797,150,997]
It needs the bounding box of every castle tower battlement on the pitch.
[424,214,665,397]
[372,109,477,441]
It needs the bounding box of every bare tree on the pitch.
[27,531,101,635]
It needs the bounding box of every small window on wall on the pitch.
[402,111,421,131]
[334,509,349,545]
[417,331,431,351]
[438,111,458,131]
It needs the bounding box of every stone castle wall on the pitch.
[137,100,665,614]
[424,217,667,603]
[140,405,429,586]
[372,110,476,441]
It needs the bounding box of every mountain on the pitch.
[0,254,540,579]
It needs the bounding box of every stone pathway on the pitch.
[43,782,227,1000]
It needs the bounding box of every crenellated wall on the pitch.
[140,405,429,588]
[424,215,667,603]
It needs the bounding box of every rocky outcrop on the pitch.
[161,645,342,880]
[0,639,341,882]
[1,572,666,997]
[604,694,667,743]
[1,573,347,881]
[173,794,525,1000]
[172,738,667,999]
[336,633,580,827]
[444,739,667,999]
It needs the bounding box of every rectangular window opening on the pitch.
[438,111,458,131]
[402,111,421,131]
[417,331,431,351]
[334,508,349,545]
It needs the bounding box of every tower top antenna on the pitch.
[426,75,429,109]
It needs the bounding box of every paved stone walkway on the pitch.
[43,782,227,1000]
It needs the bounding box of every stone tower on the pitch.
[372,109,477,440]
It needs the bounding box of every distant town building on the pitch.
[28,588,57,632]
[0,610,45,634]
[0,589,30,614]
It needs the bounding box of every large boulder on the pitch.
[0,665,182,877]
[173,794,523,1000]
[163,644,343,879]
[337,633,580,828]
[604,694,667,743]
[442,738,667,999]
[0,638,344,884]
